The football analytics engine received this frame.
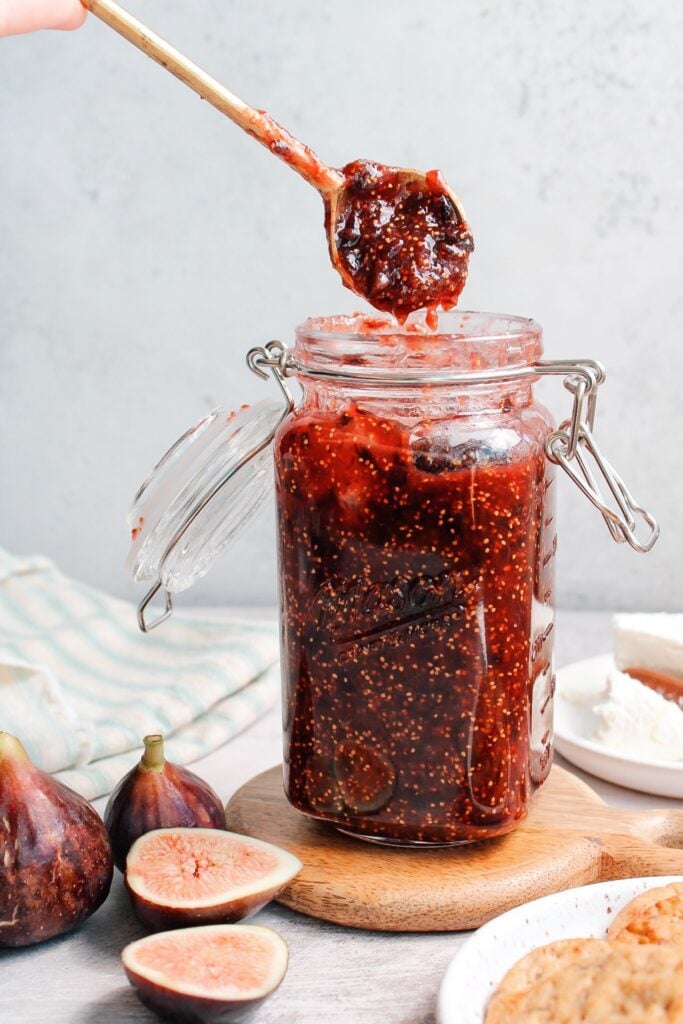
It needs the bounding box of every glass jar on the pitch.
[127,310,658,848]
[274,312,555,845]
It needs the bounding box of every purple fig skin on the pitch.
[0,732,113,948]
[104,735,226,872]
[124,970,277,1023]
[127,879,290,934]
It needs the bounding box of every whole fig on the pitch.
[0,731,113,947]
[104,734,226,871]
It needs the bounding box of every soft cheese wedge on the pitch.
[593,668,683,762]
[613,613,683,682]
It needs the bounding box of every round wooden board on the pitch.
[226,765,683,932]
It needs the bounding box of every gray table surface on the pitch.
[3,609,680,1024]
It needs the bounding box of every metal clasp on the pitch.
[535,360,659,553]
[246,339,297,409]
[139,343,657,633]
[138,582,173,633]
[247,347,658,556]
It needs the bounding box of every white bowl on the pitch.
[437,875,683,1024]
[554,654,683,799]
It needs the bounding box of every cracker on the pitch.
[609,883,683,947]
[584,944,683,1022]
[485,939,611,1023]
[500,945,683,1024]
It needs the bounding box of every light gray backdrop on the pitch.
[1,0,681,611]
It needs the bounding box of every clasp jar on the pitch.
[129,311,658,846]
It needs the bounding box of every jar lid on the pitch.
[127,399,283,598]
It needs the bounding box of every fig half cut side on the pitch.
[125,828,302,932]
[122,924,288,1023]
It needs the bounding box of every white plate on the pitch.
[554,654,683,799]
[437,875,683,1024]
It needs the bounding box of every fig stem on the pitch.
[0,731,31,765]
[140,734,166,773]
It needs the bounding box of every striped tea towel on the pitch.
[0,549,280,799]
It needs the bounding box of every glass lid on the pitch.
[127,399,283,597]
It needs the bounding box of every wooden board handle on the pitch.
[631,808,683,847]
[604,836,683,877]
[603,808,683,877]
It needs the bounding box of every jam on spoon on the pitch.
[82,0,474,324]
[330,162,474,327]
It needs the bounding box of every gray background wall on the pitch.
[1,0,681,611]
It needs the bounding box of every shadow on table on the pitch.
[75,874,148,964]
[73,987,155,1023]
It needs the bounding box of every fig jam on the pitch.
[275,314,556,845]
[332,161,474,325]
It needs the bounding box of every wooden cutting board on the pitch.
[226,765,683,932]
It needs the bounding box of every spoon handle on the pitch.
[80,0,342,194]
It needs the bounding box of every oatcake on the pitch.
[609,883,683,946]
[499,944,683,1024]
[484,938,611,1023]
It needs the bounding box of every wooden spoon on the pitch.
[80,0,473,321]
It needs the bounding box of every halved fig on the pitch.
[122,924,288,1022]
[125,828,301,932]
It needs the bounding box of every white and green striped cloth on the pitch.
[0,549,280,799]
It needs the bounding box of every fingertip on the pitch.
[0,0,88,35]
[57,3,88,30]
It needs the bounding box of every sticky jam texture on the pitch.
[275,398,556,844]
[332,161,474,325]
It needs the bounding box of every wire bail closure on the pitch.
[137,342,658,633]
[245,346,659,555]
[540,365,659,553]
[245,339,297,408]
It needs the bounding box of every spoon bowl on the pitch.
[324,161,473,324]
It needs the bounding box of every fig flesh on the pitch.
[125,827,301,932]
[105,734,226,871]
[0,731,113,947]
[122,924,288,1023]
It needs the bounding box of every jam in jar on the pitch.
[274,312,556,845]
